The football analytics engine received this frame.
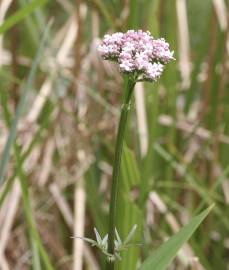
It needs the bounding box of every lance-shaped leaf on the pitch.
[139,205,214,270]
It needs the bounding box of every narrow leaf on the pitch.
[0,0,47,34]
[139,205,214,270]
[94,227,102,245]
[102,234,108,246]
[124,224,137,245]
[0,19,50,186]
[115,228,122,245]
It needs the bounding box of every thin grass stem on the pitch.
[106,79,135,270]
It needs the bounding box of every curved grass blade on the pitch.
[139,205,214,270]
[0,0,47,34]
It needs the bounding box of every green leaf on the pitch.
[0,0,47,34]
[139,205,214,270]
[115,145,142,270]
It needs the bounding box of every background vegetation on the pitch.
[0,0,228,269]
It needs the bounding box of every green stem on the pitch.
[106,79,135,270]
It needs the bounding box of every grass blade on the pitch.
[139,205,214,270]
[0,19,50,186]
[0,0,47,34]
[115,145,142,270]
[14,146,54,270]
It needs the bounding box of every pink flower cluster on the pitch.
[98,30,174,82]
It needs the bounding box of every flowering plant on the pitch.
[74,30,212,270]
[98,30,174,82]
[77,30,174,270]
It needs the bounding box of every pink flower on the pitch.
[152,38,174,64]
[144,63,164,81]
[98,30,174,82]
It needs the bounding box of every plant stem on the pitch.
[106,78,135,270]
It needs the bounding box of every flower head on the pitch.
[98,30,174,82]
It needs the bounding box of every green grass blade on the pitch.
[0,118,51,208]
[115,145,142,270]
[139,205,214,270]
[0,77,53,269]
[0,0,47,34]
[0,20,50,186]
[14,146,54,270]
